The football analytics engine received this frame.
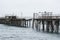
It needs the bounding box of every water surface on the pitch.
[0,24,60,40]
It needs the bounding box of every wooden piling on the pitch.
[38,20,41,31]
[35,20,38,31]
[32,19,34,29]
[55,20,59,33]
[29,21,31,27]
[51,21,54,33]
[46,20,49,32]
[42,20,45,31]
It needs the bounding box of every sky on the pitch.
[0,0,60,18]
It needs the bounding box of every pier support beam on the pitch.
[55,20,59,33]
[35,20,38,31]
[46,20,54,33]
[38,20,41,31]
[29,21,31,28]
[25,21,26,27]
[42,20,45,31]
[26,21,28,27]
[32,19,34,29]
[35,20,41,31]
[46,21,49,32]
[51,21,54,33]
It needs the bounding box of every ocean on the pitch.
[0,24,60,40]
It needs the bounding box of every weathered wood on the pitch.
[32,19,34,29]
[42,20,45,31]
[55,20,59,33]
[46,21,49,32]
[51,21,54,33]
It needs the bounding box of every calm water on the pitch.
[0,24,60,40]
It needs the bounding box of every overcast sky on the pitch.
[0,0,60,18]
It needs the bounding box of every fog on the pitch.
[0,0,60,17]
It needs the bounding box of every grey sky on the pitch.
[0,0,60,18]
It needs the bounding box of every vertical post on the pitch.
[28,21,29,27]
[51,20,54,33]
[27,21,28,27]
[55,20,59,33]
[23,20,24,27]
[35,20,38,31]
[25,20,26,27]
[46,20,49,32]
[42,20,44,31]
[32,19,34,29]
[29,20,31,28]
[38,20,41,31]
[32,13,35,29]
[20,20,21,26]
[21,20,22,26]
[26,21,27,27]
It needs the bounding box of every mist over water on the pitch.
[0,24,60,40]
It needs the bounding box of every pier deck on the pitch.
[32,16,60,33]
[0,16,32,28]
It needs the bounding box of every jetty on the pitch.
[0,16,31,27]
[32,11,60,33]
[0,11,60,33]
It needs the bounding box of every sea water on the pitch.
[0,24,60,40]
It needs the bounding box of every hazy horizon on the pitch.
[0,0,60,18]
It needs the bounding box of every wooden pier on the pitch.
[0,11,60,34]
[0,16,32,28]
[32,12,60,33]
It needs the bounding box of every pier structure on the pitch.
[0,16,32,28]
[25,19,32,27]
[32,11,60,33]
